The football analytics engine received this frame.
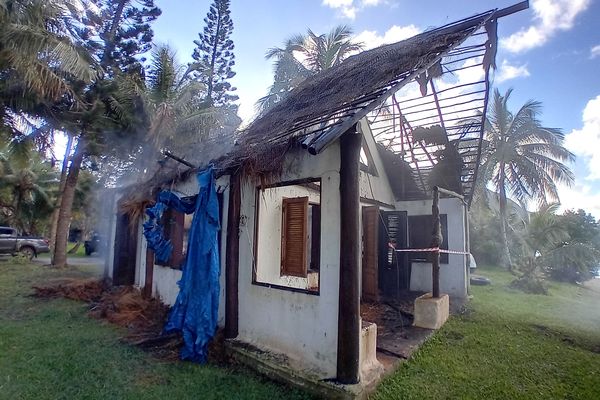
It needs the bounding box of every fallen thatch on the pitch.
[32,278,110,302]
[33,279,180,359]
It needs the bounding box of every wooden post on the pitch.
[225,172,241,339]
[143,249,154,299]
[337,127,362,384]
[432,187,441,298]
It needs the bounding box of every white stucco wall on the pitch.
[112,173,229,327]
[396,197,468,298]
[152,264,182,306]
[255,184,321,290]
[357,119,396,206]
[237,143,341,379]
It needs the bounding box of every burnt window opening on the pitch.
[408,214,449,264]
[254,180,321,294]
[359,139,379,176]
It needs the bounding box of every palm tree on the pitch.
[145,44,216,151]
[0,0,97,103]
[478,89,575,272]
[257,25,363,114]
[0,139,56,234]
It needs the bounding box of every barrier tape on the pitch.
[388,243,469,255]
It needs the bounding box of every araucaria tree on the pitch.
[50,0,161,268]
[192,0,237,106]
[478,89,575,272]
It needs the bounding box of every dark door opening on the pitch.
[112,212,138,286]
[378,211,409,297]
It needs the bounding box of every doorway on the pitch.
[112,212,138,286]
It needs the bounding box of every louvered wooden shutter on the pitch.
[281,197,308,277]
[362,206,379,302]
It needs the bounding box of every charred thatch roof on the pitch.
[226,9,499,175]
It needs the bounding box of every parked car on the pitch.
[0,226,50,260]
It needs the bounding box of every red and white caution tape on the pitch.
[388,243,469,255]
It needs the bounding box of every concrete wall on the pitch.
[357,119,396,206]
[237,143,341,379]
[395,197,468,298]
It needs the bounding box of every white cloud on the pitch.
[501,0,591,53]
[558,183,600,218]
[495,60,531,83]
[565,95,600,180]
[322,0,357,19]
[323,0,353,7]
[342,6,357,19]
[354,24,421,49]
[362,0,382,5]
[322,0,386,19]
[590,45,600,59]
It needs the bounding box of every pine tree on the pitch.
[192,0,237,106]
[78,0,161,74]
[50,0,160,268]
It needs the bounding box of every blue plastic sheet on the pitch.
[160,167,221,363]
[143,191,199,264]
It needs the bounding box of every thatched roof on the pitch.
[123,5,526,208]
[225,9,499,180]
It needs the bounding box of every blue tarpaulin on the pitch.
[143,167,221,363]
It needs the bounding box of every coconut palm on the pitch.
[257,25,363,114]
[0,139,57,234]
[478,89,575,272]
[0,0,97,101]
[145,44,216,150]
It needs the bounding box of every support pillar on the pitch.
[432,186,441,298]
[225,172,241,339]
[337,127,362,384]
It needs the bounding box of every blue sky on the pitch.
[152,0,600,215]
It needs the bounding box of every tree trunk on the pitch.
[49,135,73,254]
[498,165,514,273]
[52,138,84,268]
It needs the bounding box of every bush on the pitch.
[510,276,548,295]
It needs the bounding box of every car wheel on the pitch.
[19,246,35,260]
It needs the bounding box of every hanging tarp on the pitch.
[163,167,221,363]
[144,191,198,264]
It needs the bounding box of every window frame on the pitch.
[156,207,185,269]
[252,177,322,295]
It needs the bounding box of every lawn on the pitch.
[375,266,600,400]
[2,262,599,400]
[66,242,87,257]
[0,262,310,400]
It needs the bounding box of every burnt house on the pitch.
[105,4,526,393]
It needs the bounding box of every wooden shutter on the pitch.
[281,197,308,277]
[362,206,379,302]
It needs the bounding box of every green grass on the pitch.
[3,262,599,399]
[0,262,310,400]
[66,242,87,257]
[374,266,600,400]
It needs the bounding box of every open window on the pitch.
[154,208,194,269]
[359,138,378,176]
[254,179,321,293]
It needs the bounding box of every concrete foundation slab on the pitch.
[413,293,449,329]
